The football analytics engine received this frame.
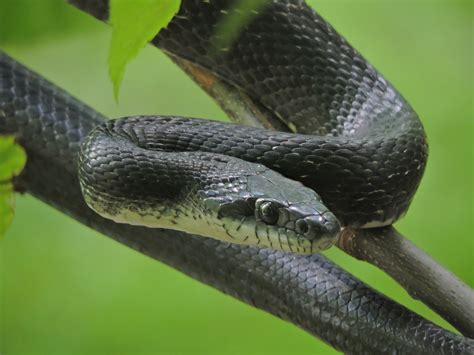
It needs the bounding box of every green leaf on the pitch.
[0,136,26,181]
[0,135,26,238]
[108,0,181,101]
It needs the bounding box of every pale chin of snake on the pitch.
[83,193,323,254]
[92,207,320,254]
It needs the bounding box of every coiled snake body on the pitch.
[78,0,427,253]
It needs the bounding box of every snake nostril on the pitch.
[303,215,341,239]
[303,216,323,235]
[325,220,341,236]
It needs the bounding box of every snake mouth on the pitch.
[217,210,340,254]
[309,218,341,253]
[211,194,340,253]
[264,201,341,253]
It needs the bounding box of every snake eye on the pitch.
[295,219,309,234]
[257,201,280,225]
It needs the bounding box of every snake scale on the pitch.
[0,0,472,353]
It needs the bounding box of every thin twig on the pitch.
[338,226,474,337]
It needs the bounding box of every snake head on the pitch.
[213,175,341,254]
[255,197,340,250]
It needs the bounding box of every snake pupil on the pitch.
[259,202,279,225]
[296,220,309,234]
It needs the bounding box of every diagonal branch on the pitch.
[339,227,474,338]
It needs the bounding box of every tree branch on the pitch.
[168,55,290,132]
[338,227,474,337]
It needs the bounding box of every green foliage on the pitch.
[0,136,26,237]
[108,0,181,100]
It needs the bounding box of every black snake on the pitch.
[75,0,427,253]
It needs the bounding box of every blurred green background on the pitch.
[0,0,472,354]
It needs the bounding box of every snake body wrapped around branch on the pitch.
[76,0,428,253]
